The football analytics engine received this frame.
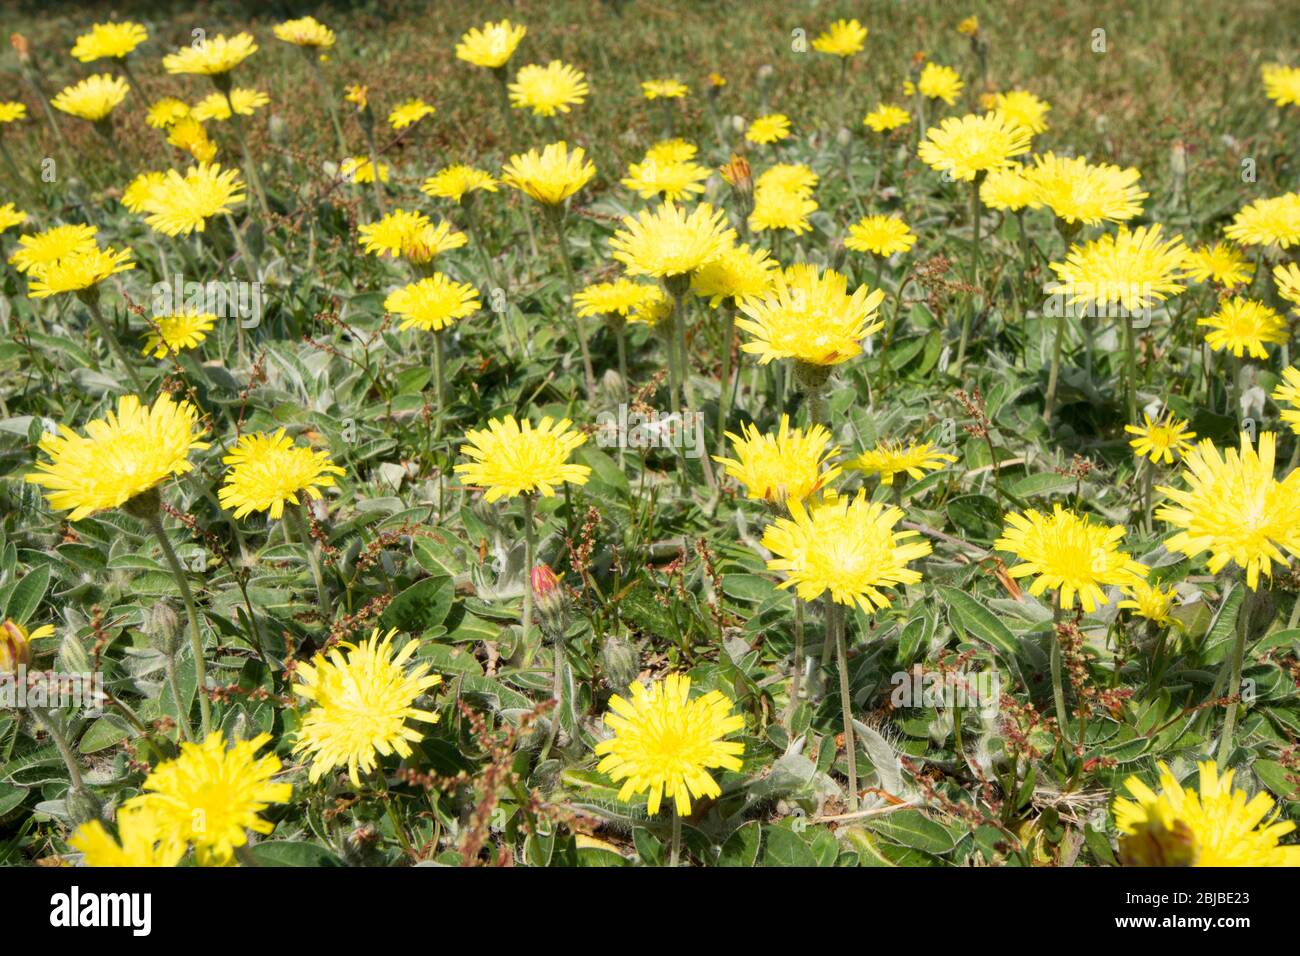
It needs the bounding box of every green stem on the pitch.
[715,304,735,461]
[1043,311,1066,424]
[669,806,682,867]
[147,510,210,739]
[84,296,145,394]
[308,53,349,159]
[550,212,596,400]
[432,330,445,440]
[953,177,981,376]
[1217,583,1255,765]
[538,641,564,765]
[785,596,805,727]
[832,602,859,811]
[224,94,270,217]
[31,710,84,791]
[522,495,536,645]
[286,503,329,613]
[1124,315,1138,426]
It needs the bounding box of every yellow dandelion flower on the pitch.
[0,203,28,233]
[1183,242,1255,290]
[339,156,389,184]
[749,184,818,235]
[641,78,689,100]
[357,209,465,263]
[846,214,917,257]
[917,63,964,105]
[125,731,291,866]
[454,415,591,502]
[293,628,442,787]
[272,16,336,49]
[162,33,257,76]
[736,264,884,366]
[594,674,744,816]
[863,103,910,133]
[384,273,481,332]
[1117,581,1181,629]
[218,429,344,521]
[69,804,184,868]
[1262,63,1300,108]
[1198,297,1288,359]
[7,223,99,275]
[1157,431,1300,590]
[755,163,818,196]
[745,113,791,145]
[574,278,663,318]
[629,287,674,326]
[1124,412,1197,465]
[1225,192,1300,249]
[990,90,1051,134]
[994,505,1148,612]
[957,16,980,36]
[344,84,368,110]
[850,440,957,486]
[52,73,129,122]
[691,242,779,307]
[142,309,217,358]
[811,19,868,58]
[713,414,841,504]
[1115,761,1300,867]
[145,97,190,129]
[1047,224,1188,314]
[646,139,698,165]
[71,22,148,62]
[501,141,595,206]
[1274,262,1300,310]
[1022,152,1147,225]
[190,88,269,122]
[1272,366,1300,435]
[0,101,28,123]
[140,163,245,237]
[421,165,498,203]
[388,99,435,130]
[509,61,589,117]
[122,171,167,213]
[455,19,526,70]
[980,166,1036,211]
[27,245,135,298]
[25,394,208,521]
[166,117,217,163]
[620,156,711,203]
[918,112,1032,182]
[610,201,735,279]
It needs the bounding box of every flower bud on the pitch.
[144,601,183,657]
[599,633,640,692]
[530,564,569,642]
[1,619,33,673]
[58,631,92,677]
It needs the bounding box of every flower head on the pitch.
[1183,242,1255,289]
[1157,431,1300,589]
[52,74,129,122]
[137,163,245,237]
[190,88,269,122]
[620,152,710,202]
[8,223,99,275]
[0,203,28,233]
[357,209,465,263]
[126,731,290,866]
[166,117,217,162]
[714,414,841,504]
[122,171,167,213]
[1118,581,1181,629]
[812,19,868,57]
[994,505,1148,612]
[0,101,28,124]
[641,79,689,100]
[27,244,135,298]
[163,33,257,75]
[762,489,931,612]
[455,415,591,502]
[1125,412,1196,465]
[917,63,964,104]
[1262,63,1300,108]
[1115,761,1300,866]
[736,264,885,366]
[990,90,1051,134]
[218,429,345,520]
[340,155,389,184]
[850,440,957,486]
[748,182,818,235]
[980,166,1036,211]
[1047,224,1188,314]
[594,674,744,816]
[918,112,1032,182]
[1272,366,1300,435]
[846,214,917,257]
[388,99,435,129]
[1274,262,1300,311]
[421,165,498,203]
[610,202,735,279]
[863,103,910,133]
[1199,298,1288,359]
[273,16,336,49]
[384,274,481,332]
[146,97,190,129]
[509,61,588,117]
[71,21,148,62]
[746,113,791,145]
[691,242,778,306]
[501,141,595,206]
[1023,152,1147,225]
[69,804,184,867]
[1225,192,1300,248]
[293,629,442,787]
[574,278,663,318]
[143,309,217,358]
[456,19,526,69]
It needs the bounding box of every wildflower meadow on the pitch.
[3,1,1300,891]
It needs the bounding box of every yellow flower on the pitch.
[0,101,28,123]
[574,278,663,318]
[863,103,910,132]
[293,628,442,787]
[1274,262,1300,310]
[918,112,1031,181]
[763,489,931,612]
[980,166,1036,211]
[1117,581,1181,629]
[1157,431,1300,589]
[388,99,435,129]
[994,505,1148,612]
[736,264,884,366]
[145,97,190,128]
[52,73,129,122]
[745,113,791,145]
[125,731,291,866]
[707,72,727,89]
[122,171,167,213]
[1272,366,1300,435]
[1125,412,1196,465]
[629,288,674,326]
[846,214,917,256]
[357,208,465,263]
[384,273,481,332]
[691,242,779,306]
[340,157,387,185]
[7,223,99,275]
[71,21,148,62]
[1023,152,1147,225]
[0,202,28,233]
[138,163,246,237]
[272,16,336,49]
[344,84,368,110]
[166,117,217,163]
[749,184,818,235]
[142,309,217,358]
[501,141,595,206]
[646,139,698,165]
[1115,761,1300,866]
[26,394,208,520]
[811,18,868,57]
[957,16,980,36]
[714,414,841,504]
[1047,224,1188,314]
[917,62,964,104]
[190,88,269,122]
[594,674,744,816]
[1262,63,1300,108]
[27,245,135,298]
[756,163,818,195]
[1,619,52,673]
[641,78,689,99]
[509,60,589,117]
[69,804,184,867]
[610,201,735,279]
[163,33,257,76]
[1225,192,1300,248]
[421,165,498,203]
[990,90,1051,134]
[1183,242,1255,289]
[455,415,591,502]
[850,440,957,486]
[1199,297,1288,359]
[620,155,710,202]
[455,19,526,69]
[219,429,344,520]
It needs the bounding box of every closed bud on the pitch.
[144,601,183,656]
[599,634,640,692]
[531,564,569,642]
[1,619,33,673]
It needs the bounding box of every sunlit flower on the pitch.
[863,103,910,132]
[138,163,246,237]
[344,84,368,110]
[691,242,778,306]
[52,73,129,122]
[957,16,980,36]
[501,141,595,205]
[1272,366,1300,435]
[190,88,269,122]
[384,273,481,332]
[388,99,435,129]
[27,245,135,298]
[509,61,589,117]
[980,166,1036,211]
[620,154,710,202]
[811,19,868,57]
[990,89,1051,134]
[0,203,28,233]
[142,309,217,358]
[219,429,344,520]
[166,117,217,163]
[455,415,591,502]
[714,414,841,504]
[755,163,818,196]
[0,101,28,124]
[736,264,884,366]
[163,32,257,75]
[917,62,964,104]
[646,139,698,165]
[145,97,190,128]
[994,505,1148,612]
[574,278,663,318]
[918,112,1031,181]
[1262,63,1300,108]
[1118,581,1181,629]
[273,16,336,49]
[1048,224,1188,313]
[340,156,389,184]
[745,113,791,145]
[1023,152,1147,225]
[1225,192,1300,248]
[748,183,818,235]
[1115,761,1300,866]
[293,628,442,787]
[69,804,184,867]
[850,440,957,486]
[7,223,99,275]
[610,201,735,279]
[1274,262,1300,310]
[1198,297,1288,359]
[641,79,689,99]
[357,209,465,263]
[421,165,498,203]
[455,19,526,69]
[1125,412,1197,465]
[846,214,917,256]
[71,21,148,62]
[1183,242,1255,289]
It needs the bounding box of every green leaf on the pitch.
[249,841,343,866]
[939,586,1018,656]
[380,575,454,634]
[3,565,49,626]
[867,809,957,855]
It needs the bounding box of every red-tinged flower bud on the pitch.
[10,33,30,63]
[530,564,569,642]
[1,619,33,673]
